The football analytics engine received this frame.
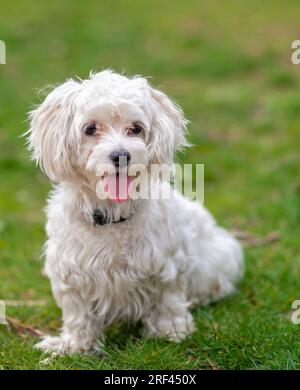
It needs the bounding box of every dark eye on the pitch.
[130,123,143,135]
[85,124,97,136]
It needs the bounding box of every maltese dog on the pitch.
[27,70,243,354]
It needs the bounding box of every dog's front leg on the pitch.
[143,287,195,342]
[35,289,102,355]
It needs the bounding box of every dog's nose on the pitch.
[110,149,131,167]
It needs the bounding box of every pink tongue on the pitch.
[103,175,132,203]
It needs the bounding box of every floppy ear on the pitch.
[138,79,188,166]
[27,80,81,182]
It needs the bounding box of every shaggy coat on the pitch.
[27,70,244,354]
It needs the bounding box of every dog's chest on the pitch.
[75,224,163,321]
[83,222,154,277]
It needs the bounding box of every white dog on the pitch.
[27,70,243,354]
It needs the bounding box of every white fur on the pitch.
[27,70,244,354]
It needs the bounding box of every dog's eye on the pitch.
[85,124,97,136]
[128,123,143,135]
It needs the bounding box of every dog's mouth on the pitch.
[100,171,133,203]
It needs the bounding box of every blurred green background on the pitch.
[1,0,300,369]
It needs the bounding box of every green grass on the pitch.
[1,0,300,369]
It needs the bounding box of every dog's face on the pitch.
[28,70,187,202]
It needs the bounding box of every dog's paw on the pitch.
[146,312,195,342]
[166,314,196,342]
[35,335,71,355]
[34,335,93,355]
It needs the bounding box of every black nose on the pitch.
[110,149,131,167]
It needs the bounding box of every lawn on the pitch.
[1,0,300,370]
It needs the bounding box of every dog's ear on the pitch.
[136,78,188,166]
[27,80,81,182]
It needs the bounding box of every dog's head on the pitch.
[28,70,187,202]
